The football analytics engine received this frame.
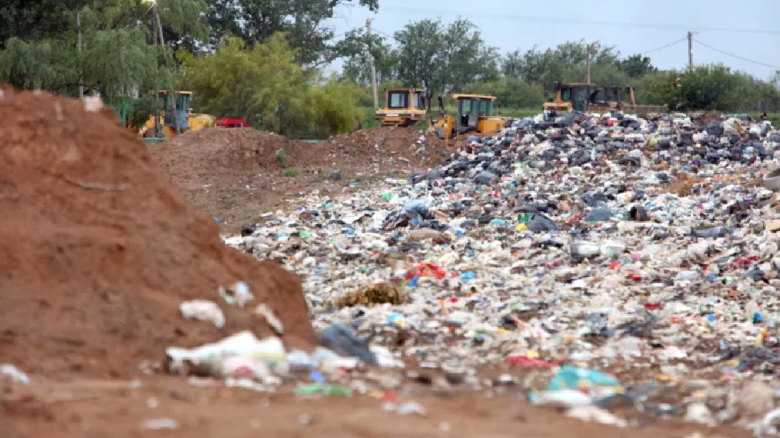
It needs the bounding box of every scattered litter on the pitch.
[0,364,29,384]
[383,401,427,416]
[179,300,225,328]
[166,331,285,377]
[219,281,254,307]
[295,384,353,397]
[254,303,284,335]
[141,418,178,430]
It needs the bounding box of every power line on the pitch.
[380,6,780,36]
[373,29,396,40]
[695,39,780,69]
[638,37,687,55]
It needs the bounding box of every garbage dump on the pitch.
[4,87,780,435]
[0,88,316,379]
[223,109,780,432]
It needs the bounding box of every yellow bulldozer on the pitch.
[374,88,428,127]
[543,82,667,116]
[140,90,216,139]
[429,94,507,140]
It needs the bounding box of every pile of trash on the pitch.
[220,110,780,432]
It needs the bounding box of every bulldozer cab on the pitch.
[561,84,595,112]
[141,90,215,140]
[429,94,505,140]
[386,89,424,111]
[375,88,427,127]
[454,95,497,132]
[544,82,595,112]
[154,90,192,129]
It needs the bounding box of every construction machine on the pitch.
[140,90,216,139]
[543,82,667,116]
[374,88,427,127]
[429,94,507,140]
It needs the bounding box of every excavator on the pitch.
[543,82,667,116]
[429,94,507,140]
[140,90,216,139]
[374,88,428,127]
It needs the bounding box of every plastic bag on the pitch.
[179,300,225,328]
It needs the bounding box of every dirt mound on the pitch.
[158,128,315,178]
[157,126,454,177]
[0,88,316,379]
[150,127,460,231]
[323,128,454,167]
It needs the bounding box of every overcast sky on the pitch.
[327,0,780,80]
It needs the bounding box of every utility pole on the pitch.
[585,43,599,83]
[367,18,379,108]
[77,10,83,98]
[153,3,181,135]
[688,31,694,72]
[585,44,591,83]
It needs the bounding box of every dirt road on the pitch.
[3,377,748,438]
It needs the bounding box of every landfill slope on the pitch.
[0,88,316,379]
[225,110,780,432]
[150,127,460,230]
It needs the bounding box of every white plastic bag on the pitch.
[179,300,225,328]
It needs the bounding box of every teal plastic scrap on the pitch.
[546,365,620,391]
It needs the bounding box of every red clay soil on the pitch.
[2,377,751,438]
[0,88,316,380]
[154,126,454,178]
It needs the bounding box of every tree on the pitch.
[501,50,523,78]
[501,40,620,92]
[636,64,780,112]
[204,0,379,66]
[617,54,657,79]
[309,79,361,136]
[180,35,364,137]
[179,35,313,133]
[439,19,499,95]
[393,18,498,108]
[393,19,444,108]
[340,30,396,87]
[0,0,85,49]
[462,78,544,109]
[0,18,169,99]
[0,0,208,98]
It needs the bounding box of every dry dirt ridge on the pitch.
[149,127,464,231]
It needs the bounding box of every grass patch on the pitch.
[282,169,299,177]
[275,149,288,168]
[359,107,381,130]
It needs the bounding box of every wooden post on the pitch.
[367,18,378,108]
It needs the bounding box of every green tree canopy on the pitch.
[617,54,657,79]
[179,35,360,136]
[462,78,544,109]
[390,18,499,108]
[635,64,780,112]
[341,31,397,88]
[501,40,620,92]
[205,0,378,66]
